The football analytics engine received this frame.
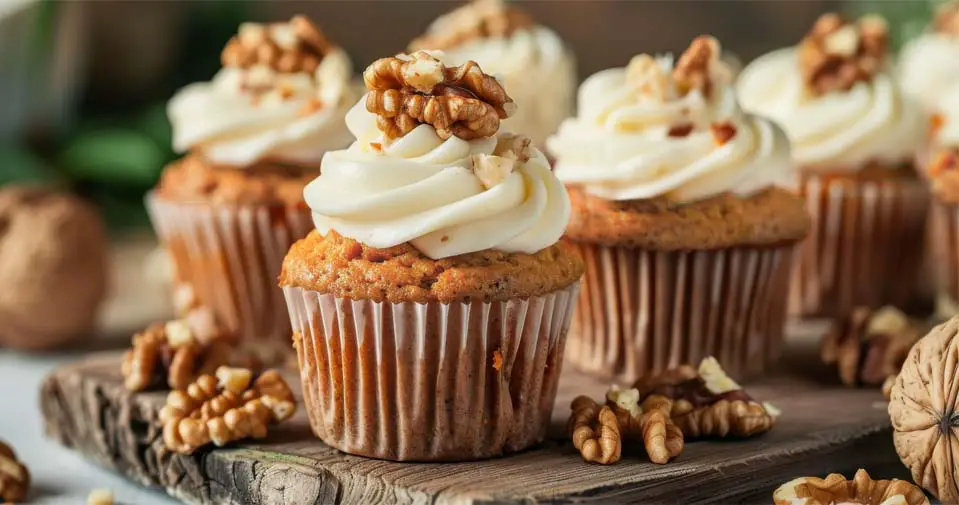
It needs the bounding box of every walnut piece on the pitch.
[599,386,684,464]
[221,15,333,74]
[889,316,959,501]
[364,51,515,140]
[710,121,737,146]
[0,439,29,503]
[470,133,533,189]
[87,488,114,505]
[569,396,621,464]
[159,368,296,454]
[626,54,670,102]
[673,35,724,99]
[632,357,779,439]
[821,306,922,391]
[799,13,888,96]
[773,469,929,505]
[121,316,234,392]
[409,0,534,52]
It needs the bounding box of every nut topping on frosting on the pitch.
[222,15,333,74]
[626,54,671,102]
[798,13,888,96]
[409,0,534,52]
[363,51,515,140]
[673,35,725,99]
[935,2,959,36]
[471,133,533,189]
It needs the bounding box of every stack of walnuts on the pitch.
[569,357,779,465]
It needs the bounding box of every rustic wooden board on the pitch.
[40,345,909,505]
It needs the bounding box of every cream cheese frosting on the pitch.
[168,23,355,167]
[935,82,959,147]
[738,47,924,171]
[899,33,959,112]
[548,41,795,204]
[304,97,570,259]
[411,1,575,146]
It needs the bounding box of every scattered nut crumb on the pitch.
[492,349,503,371]
[710,121,737,146]
[667,124,694,138]
[0,440,29,503]
[87,488,114,505]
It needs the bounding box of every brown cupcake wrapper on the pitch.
[568,244,794,383]
[929,200,959,308]
[790,173,929,318]
[282,282,580,462]
[146,192,313,351]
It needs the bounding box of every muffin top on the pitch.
[168,16,355,168]
[409,0,574,145]
[297,51,571,264]
[737,13,924,173]
[899,2,959,112]
[548,36,795,204]
[155,155,315,206]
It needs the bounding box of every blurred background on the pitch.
[0,0,946,234]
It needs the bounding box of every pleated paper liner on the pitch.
[567,244,794,383]
[929,201,959,313]
[282,282,579,462]
[146,193,313,354]
[790,173,929,318]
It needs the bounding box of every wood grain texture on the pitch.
[40,343,909,505]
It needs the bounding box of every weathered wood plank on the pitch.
[40,344,909,505]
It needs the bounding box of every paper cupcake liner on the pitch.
[567,244,794,383]
[929,201,959,310]
[146,193,313,350]
[790,174,929,318]
[282,282,580,462]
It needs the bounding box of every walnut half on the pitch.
[0,440,29,503]
[798,13,888,96]
[773,469,928,505]
[363,51,515,141]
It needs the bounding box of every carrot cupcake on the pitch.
[547,36,808,382]
[279,51,582,461]
[409,0,575,146]
[737,14,927,318]
[148,16,355,356]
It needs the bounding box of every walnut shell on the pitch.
[0,186,108,350]
[889,316,959,502]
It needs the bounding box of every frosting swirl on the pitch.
[899,33,959,112]
[737,48,924,171]
[168,24,354,167]
[548,45,794,204]
[304,98,570,259]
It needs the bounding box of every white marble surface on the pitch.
[0,234,177,504]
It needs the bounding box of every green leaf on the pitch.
[59,129,165,186]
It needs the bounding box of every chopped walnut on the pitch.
[363,51,515,140]
[935,2,959,36]
[773,469,929,505]
[626,54,670,102]
[121,314,234,392]
[0,440,29,503]
[87,488,114,505]
[470,133,533,189]
[710,121,737,145]
[930,113,946,140]
[632,357,779,439]
[568,396,621,465]
[409,0,534,52]
[821,306,922,391]
[673,35,725,99]
[159,367,296,454]
[222,15,333,74]
[798,13,888,96]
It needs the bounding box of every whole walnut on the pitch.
[0,186,108,350]
[889,316,959,502]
